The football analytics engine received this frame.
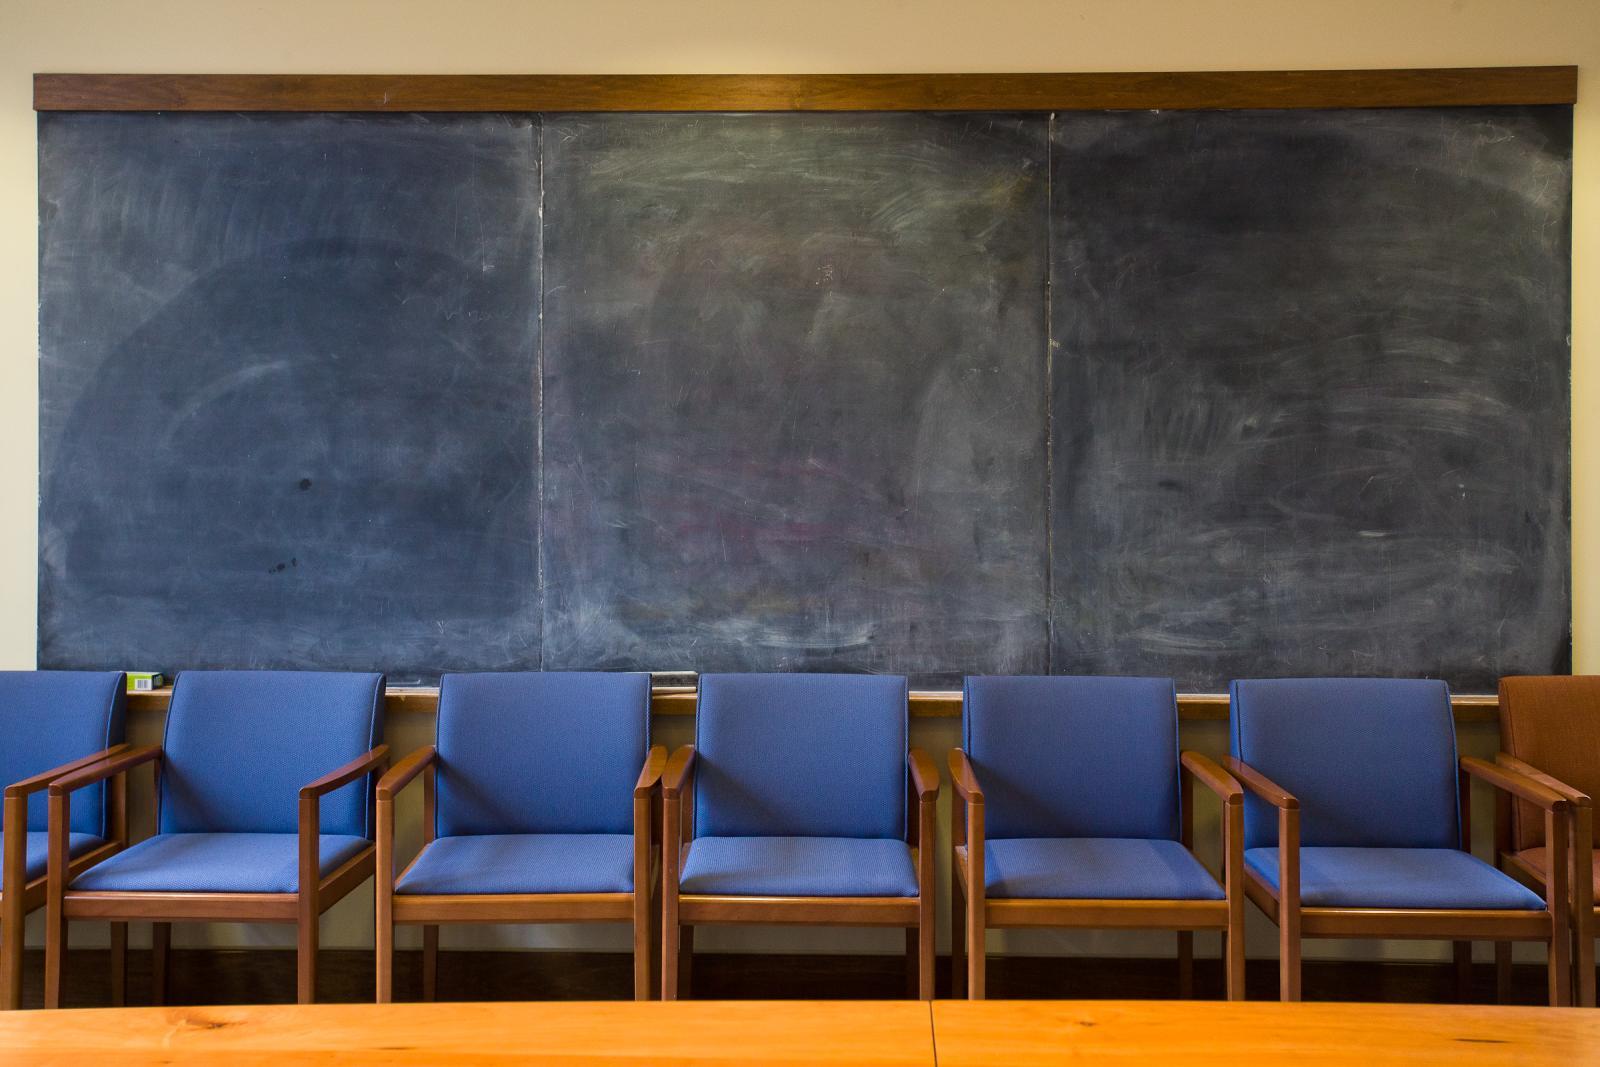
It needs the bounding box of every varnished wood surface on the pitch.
[0,1000,937,1066]
[932,999,1600,1066]
[33,67,1578,112]
[3,995,1597,1065]
[124,686,1502,722]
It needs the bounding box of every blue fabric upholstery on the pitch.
[435,672,649,837]
[983,838,1224,900]
[0,671,125,837]
[964,676,1180,840]
[396,834,635,895]
[160,671,384,837]
[1230,678,1459,851]
[1245,847,1545,910]
[70,833,370,893]
[695,674,908,840]
[679,836,918,897]
[4,832,105,883]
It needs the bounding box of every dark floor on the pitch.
[21,947,1564,1010]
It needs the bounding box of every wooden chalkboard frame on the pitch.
[34,67,1577,112]
[122,685,1502,723]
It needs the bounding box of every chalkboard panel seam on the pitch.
[535,116,546,673]
[32,68,1579,113]
[1044,110,1057,674]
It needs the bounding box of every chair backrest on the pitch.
[1230,677,1458,851]
[964,675,1179,840]
[695,673,907,840]
[1499,675,1600,850]
[0,671,125,837]
[434,671,650,837]
[159,671,384,837]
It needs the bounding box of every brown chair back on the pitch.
[1498,675,1600,850]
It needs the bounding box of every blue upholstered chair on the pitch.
[1227,677,1574,1005]
[43,670,388,1006]
[660,673,938,999]
[374,671,662,1001]
[950,676,1245,1000]
[0,671,127,1009]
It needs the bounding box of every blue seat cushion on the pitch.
[1245,847,1546,910]
[396,834,635,895]
[4,832,105,884]
[680,836,918,898]
[69,833,370,893]
[983,838,1224,900]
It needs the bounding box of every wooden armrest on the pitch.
[301,745,390,800]
[635,745,668,798]
[375,746,438,801]
[662,745,696,798]
[47,745,162,798]
[1181,751,1243,805]
[4,744,130,801]
[948,749,984,804]
[1494,753,1592,808]
[908,748,939,801]
[1220,756,1298,810]
[1461,756,1568,813]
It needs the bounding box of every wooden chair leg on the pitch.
[1453,941,1473,1003]
[1495,941,1513,1003]
[1550,934,1573,1008]
[661,911,680,1001]
[967,895,986,1000]
[1578,918,1596,1009]
[109,922,128,1007]
[151,922,170,1007]
[421,925,439,1002]
[1278,919,1301,1002]
[297,910,318,1004]
[0,887,22,1010]
[1177,931,1194,999]
[375,908,393,1004]
[632,885,652,1001]
[917,912,934,1001]
[950,877,967,1000]
[1224,928,1246,1002]
[42,900,66,1009]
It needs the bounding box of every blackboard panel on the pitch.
[541,114,1049,684]
[38,113,542,684]
[1050,107,1572,691]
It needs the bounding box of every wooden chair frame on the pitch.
[658,744,939,1000]
[1223,754,1573,1006]
[948,748,1246,1001]
[1491,752,1595,1008]
[42,740,389,1007]
[374,743,667,1002]
[1,744,130,1009]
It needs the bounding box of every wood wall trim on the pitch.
[122,686,1500,722]
[34,68,1577,113]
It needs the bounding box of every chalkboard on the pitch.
[541,114,1049,682]
[1050,108,1571,691]
[38,113,542,683]
[37,107,1572,689]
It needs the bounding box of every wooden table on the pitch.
[933,1000,1600,1066]
[0,1000,935,1066]
[2,999,1598,1065]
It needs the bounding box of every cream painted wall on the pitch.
[0,0,1594,969]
